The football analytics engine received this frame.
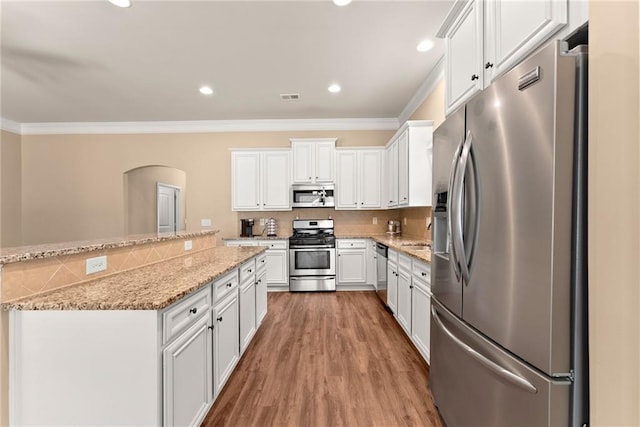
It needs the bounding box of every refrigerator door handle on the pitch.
[431,305,538,394]
[447,138,464,281]
[453,131,473,284]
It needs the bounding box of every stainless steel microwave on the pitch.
[291,184,335,208]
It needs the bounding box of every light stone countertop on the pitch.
[222,235,290,241]
[0,230,219,265]
[335,233,432,263]
[1,246,265,311]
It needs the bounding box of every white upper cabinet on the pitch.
[335,149,383,210]
[443,0,484,115]
[231,150,291,211]
[291,138,336,184]
[439,0,582,115]
[385,121,433,209]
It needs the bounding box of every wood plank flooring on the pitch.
[202,291,443,427]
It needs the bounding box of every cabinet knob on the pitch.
[208,325,214,330]
[227,282,233,288]
[410,285,414,289]
[189,307,198,314]
[248,268,252,273]
[389,200,393,203]
[471,74,479,81]
[255,281,259,285]
[309,176,312,180]
[217,316,223,322]
[421,272,427,277]
[256,203,259,206]
[403,197,407,200]
[315,176,318,179]
[485,62,494,69]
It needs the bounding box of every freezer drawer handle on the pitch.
[431,305,538,394]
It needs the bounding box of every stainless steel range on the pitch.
[289,219,336,292]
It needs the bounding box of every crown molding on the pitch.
[398,56,445,124]
[17,118,400,136]
[0,118,22,134]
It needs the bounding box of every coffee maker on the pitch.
[240,219,255,237]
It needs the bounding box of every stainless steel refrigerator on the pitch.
[430,40,588,427]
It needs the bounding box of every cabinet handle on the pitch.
[485,62,494,69]
[410,285,413,289]
[208,325,214,330]
[309,176,312,180]
[255,281,259,285]
[256,203,259,206]
[189,307,198,315]
[471,74,479,81]
[227,282,233,288]
[421,272,427,277]
[403,197,407,200]
[389,200,393,203]
[248,269,252,273]
[217,316,223,322]
[316,176,318,179]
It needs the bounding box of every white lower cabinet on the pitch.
[336,239,369,290]
[366,239,377,287]
[239,276,257,355]
[256,266,268,326]
[163,314,213,427]
[411,274,431,363]
[387,249,399,314]
[226,239,289,290]
[396,257,412,335]
[213,291,240,396]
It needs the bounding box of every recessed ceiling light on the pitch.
[417,39,435,53]
[333,0,352,6]
[328,84,341,93]
[199,86,214,96]
[108,0,131,8]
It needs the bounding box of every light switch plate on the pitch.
[404,217,407,225]
[184,240,193,251]
[372,217,377,225]
[86,256,107,275]
[200,219,212,227]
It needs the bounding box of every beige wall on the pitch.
[589,2,640,425]
[409,79,446,129]
[1,130,22,248]
[19,130,393,246]
[125,165,187,235]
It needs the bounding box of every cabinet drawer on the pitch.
[337,239,367,249]
[225,240,258,247]
[398,253,411,271]
[256,253,267,271]
[258,240,287,249]
[412,260,431,284]
[388,248,398,264]
[163,286,211,345]
[213,270,239,303]
[239,260,256,283]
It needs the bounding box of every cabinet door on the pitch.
[265,249,288,286]
[366,240,377,287]
[396,268,412,335]
[256,268,268,326]
[262,151,291,210]
[445,0,483,114]
[411,279,431,363]
[337,249,367,284]
[387,262,398,314]
[484,0,566,83]
[386,143,398,208]
[336,151,358,209]
[231,152,260,211]
[315,141,335,182]
[163,315,212,427]
[239,279,256,355]
[214,294,239,396]
[397,130,409,206]
[359,150,382,209]
[292,141,314,183]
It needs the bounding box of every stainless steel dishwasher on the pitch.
[375,243,388,305]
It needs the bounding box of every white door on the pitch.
[314,141,335,182]
[359,150,383,209]
[265,250,288,286]
[337,249,367,284]
[255,268,268,326]
[262,151,291,210]
[387,262,398,314]
[386,142,399,207]
[411,278,431,363]
[157,183,181,233]
[336,151,358,209]
[162,315,212,427]
[396,268,412,335]
[397,130,409,206]
[292,141,314,183]
[214,294,239,396]
[239,279,256,355]
[231,151,260,211]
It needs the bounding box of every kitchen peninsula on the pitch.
[0,231,267,426]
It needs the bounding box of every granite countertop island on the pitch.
[1,245,265,311]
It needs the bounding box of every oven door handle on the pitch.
[290,276,336,281]
[289,246,335,250]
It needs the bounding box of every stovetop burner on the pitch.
[289,219,335,248]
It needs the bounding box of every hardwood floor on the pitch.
[202,291,443,427]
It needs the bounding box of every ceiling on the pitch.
[1,1,453,125]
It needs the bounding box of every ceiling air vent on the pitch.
[280,93,300,101]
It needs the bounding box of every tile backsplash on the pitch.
[237,207,432,240]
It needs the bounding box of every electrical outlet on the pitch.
[86,256,107,275]
[200,218,211,227]
[404,217,407,225]
[372,217,377,225]
[184,240,193,251]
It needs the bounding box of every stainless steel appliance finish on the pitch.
[430,41,588,427]
[375,243,388,304]
[289,219,336,291]
[291,184,335,208]
[240,218,254,237]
